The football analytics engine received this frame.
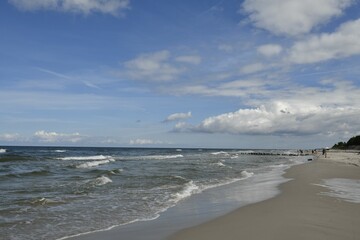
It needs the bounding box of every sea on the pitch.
[0,146,309,240]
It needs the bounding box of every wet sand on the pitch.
[169,151,360,240]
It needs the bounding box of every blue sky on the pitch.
[1,0,360,148]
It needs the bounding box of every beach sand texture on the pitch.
[169,151,360,240]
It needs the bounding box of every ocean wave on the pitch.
[211,151,229,155]
[118,154,184,161]
[241,170,254,178]
[109,168,124,175]
[30,197,65,206]
[59,155,113,161]
[54,150,67,153]
[76,159,115,169]
[93,176,112,186]
[0,148,6,153]
[173,180,199,202]
[211,161,227,167]
[3,168,51,178]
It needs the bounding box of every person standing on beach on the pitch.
[322,148,327,158]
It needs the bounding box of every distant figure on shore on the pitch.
[322,148,327,158]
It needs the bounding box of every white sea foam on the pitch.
[94,176,112,186]
[54,150,67,153]
[211,161,228,167]
[241,170,254,178]
[76,159,114,169]
[211,151,229,155]
[236,150,254,154]
[215,162,226,167]
[59,155,112,161]
[173,181,200,202]
[0,148,6,153]
[315,178,360,203]
[118,154,184,160]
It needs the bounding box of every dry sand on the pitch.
[169,151,360,240]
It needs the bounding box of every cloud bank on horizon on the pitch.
[1,0,359,148]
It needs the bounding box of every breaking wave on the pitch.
[59,155,113,161]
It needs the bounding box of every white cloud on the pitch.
[34,130,83,143]
[257,44,282,57]
[288,18,360,64]
[0,133,22,142]
[9,0,130,15]
[129,138,164,145]
[124,50,183,82]
[175,55,202,65]
[240,63,265,74]
[176,80,360,136]
[170,79,271,98]
[163,112,192,122]
[242,0,353,36]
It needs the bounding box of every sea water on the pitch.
[0,147,306,240]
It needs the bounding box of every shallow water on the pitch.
[0,146,304,240]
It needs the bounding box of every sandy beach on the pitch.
[169,150,360,240]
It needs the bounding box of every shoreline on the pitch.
[65,155,308,240]
[169,151,360,240]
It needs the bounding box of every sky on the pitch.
[0,0,360,149]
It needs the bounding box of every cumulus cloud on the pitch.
[124,50,183,82]
[163,112,192,123]
[175,55,202,65]
[242,0,353,36]
[34,130,83,143]
[175,80,360,136]
[288,18,360,64]
[257,44,282,57]
[129,138,165,145]
[9,0,130,15]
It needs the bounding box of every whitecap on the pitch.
[0,148,6,153]
[211,151,229,155]
[54,150,66,153]
[118,154,184,160]
[173,181,199,202]
[76,159,114,169]
[59,155,112,161]
[94,176,112,186]
[212,162,227,167]
[241,170,254,178]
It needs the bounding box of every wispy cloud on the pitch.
[9,0,130,15]
[163,112,192,123]
[123,50,202,82]
[175,55,202,65]
[129,138,167,145]
[124,50,183,82]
